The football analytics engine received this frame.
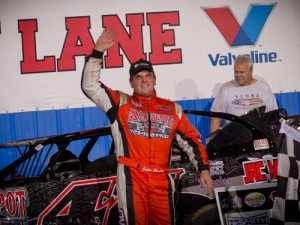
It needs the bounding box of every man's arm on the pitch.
[210,117,221,133]
[81,28,118,112]
[210,89,224,133]
[263,81,278,111]
[175,108,213,195]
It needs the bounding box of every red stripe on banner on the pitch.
[204,7,240,45]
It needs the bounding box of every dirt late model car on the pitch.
[0,106,298,225]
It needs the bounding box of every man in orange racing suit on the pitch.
[81,28,213,225]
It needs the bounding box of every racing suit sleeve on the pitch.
[175,107,210,173]
[81,50,120,115]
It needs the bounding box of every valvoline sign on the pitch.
[203,3,277,46]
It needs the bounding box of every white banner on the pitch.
[0,0,299,113]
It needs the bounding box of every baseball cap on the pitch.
[129,59,153,77]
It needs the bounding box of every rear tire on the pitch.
[184,203,221,225]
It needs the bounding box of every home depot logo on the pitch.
[203,3,277,46]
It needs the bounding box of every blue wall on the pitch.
[1,92,299,170]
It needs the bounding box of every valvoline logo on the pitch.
[203,3,277,46]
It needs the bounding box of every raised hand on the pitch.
[94,28,118,52]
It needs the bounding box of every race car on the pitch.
[0,106,297,225]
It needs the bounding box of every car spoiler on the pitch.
[184,107,288,158]
[0,126,111,149]
[184,109,268,138]
[0,126,112,181]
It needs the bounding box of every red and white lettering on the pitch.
[57,17,95,71]
[0,189,27,218]
[19,19,56,74]
[243,160,267,184]
[243,156,278,184]
[19,12,182,74]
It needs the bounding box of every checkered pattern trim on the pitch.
[270,122,300,225]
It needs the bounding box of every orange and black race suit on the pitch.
[82,55,210,225]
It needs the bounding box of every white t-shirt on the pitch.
[211,80,278,116]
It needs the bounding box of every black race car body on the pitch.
[1,106,299,225]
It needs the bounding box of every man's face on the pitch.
[130,70,156,97]
[234,62,253,86]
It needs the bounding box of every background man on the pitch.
[210,55,278,133]
[81,28,212,225]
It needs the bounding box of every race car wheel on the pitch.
[184,203,221,225]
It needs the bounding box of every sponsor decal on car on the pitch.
[209,160,225,176]
[244,192,266,207]
[37,177,118,225]
[0,188,28,219]
[198,176,232,189]
[243,155,277,184]
[253,139,270,150]
[227,212,269,225]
